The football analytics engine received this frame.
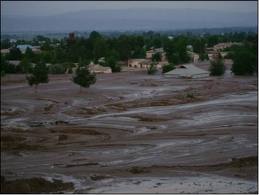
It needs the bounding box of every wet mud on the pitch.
[1,70,258,193]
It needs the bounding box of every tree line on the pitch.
[1,31,257,77]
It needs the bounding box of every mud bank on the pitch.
[1,72,257,193]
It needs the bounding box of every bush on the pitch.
[162,63,175,73]
[1,70,5,77]
[106,56,121,73]
[199,53,209,61]
[231,50,257,75]
[48,64,66,74]
[26,62,49,93]
[147,63,157,75]
[110,64,121,72]
[3,63,17,74]
[152,52,161,62]
[209,59,225,76]
[72,60,96,92]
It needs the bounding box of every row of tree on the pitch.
[1,31,257,76]
[25,60,96,93]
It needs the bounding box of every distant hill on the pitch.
[2,8,257,33]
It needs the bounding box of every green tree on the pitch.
[26,62,49,93]
[199,53,209,61]
[1,54,7,76]
[162,63,175,73]
[93,38,108,62]
[19,58,32,73]
[209,58,225,76]
[24,47,35,60]
[232,50,257,75]
[105,56,121,72]
[72,60,96,92]
[48,64,66,74]
[7,47,22,60]
[1,39,11,49]
[152,52,161,62]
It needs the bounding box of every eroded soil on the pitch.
[1,65,258,193]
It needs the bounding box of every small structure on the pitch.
[186,45,193,52]
[17,44,33,54]
[68,32,75,42]
[165,63,209,79]
[128,59,151,69]
[31,46,41,54]
[88,63,112,74]
[168,36,174,40]
[98,57,106,65]
[146,48,167,61]
[1,49,10,55]
[7,60,21,66]
[187,51,200,63]
[208,51,220,61]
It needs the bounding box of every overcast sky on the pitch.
[2,1,257,17]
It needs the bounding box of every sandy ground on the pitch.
[1,63,258,193]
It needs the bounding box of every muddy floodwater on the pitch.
[1,69,258,193]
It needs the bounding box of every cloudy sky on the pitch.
[2,1,257,16]
[1,1,257,32]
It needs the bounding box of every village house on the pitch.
[7,60,21,66]
[71,62,111,74]
[128,59,151,69]
[187,51,200,63]
[16,44,42,54]
[212,42,243,51]
[146,48,167,61]
[165,63,209,79]
[31,46,42,54]
[88,62,112,74]
[17,45,33,54]
[1,49,10,55]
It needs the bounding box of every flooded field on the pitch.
[1,70,258,193]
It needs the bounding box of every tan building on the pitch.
[71,62,112,74]
[213,42,242,51]
[146,48,167,61]
[1,49,10,55]
[128,59,151,69]
[208,51,220,61]
[187,51,200,63]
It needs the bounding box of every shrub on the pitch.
[162,63,175,73]
[48,64,66,74]
[105,56,121,73]
[199,53,209,61]
[26,62,49,93]
[72,60,96,92]
[231,50,257,75]
[209,59,225,76]
[147,63,157,75]
[152,52,161,62]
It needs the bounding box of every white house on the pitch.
[17,45,33,54]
